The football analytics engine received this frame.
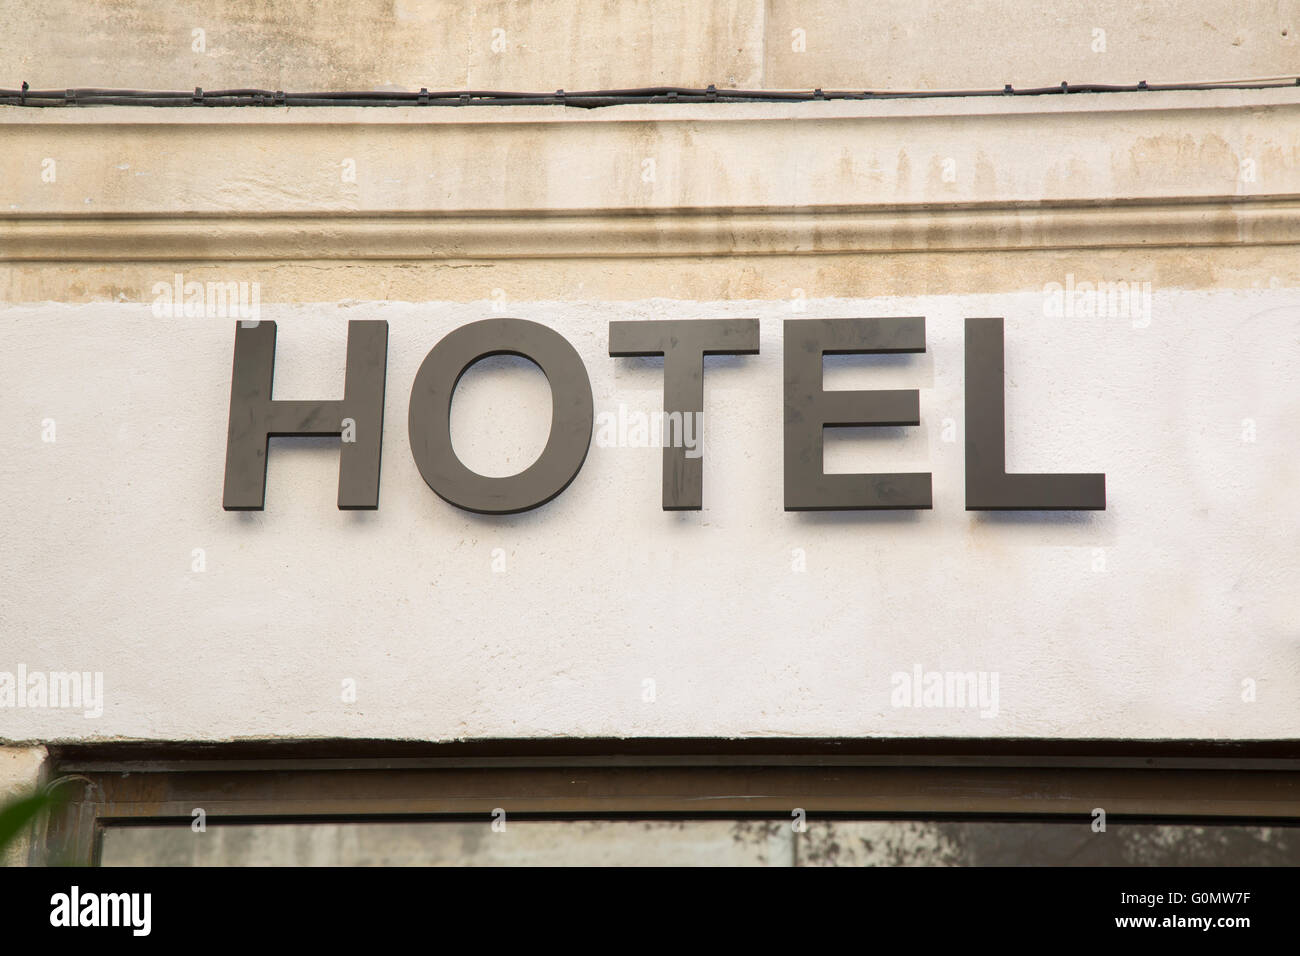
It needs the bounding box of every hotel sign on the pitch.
[222,318,1105,514]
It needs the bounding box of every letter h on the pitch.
[222,320,388,510]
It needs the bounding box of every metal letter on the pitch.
[223,320,388,511]
[965,317,1105,510]
[609,319,760,510]
[408,318,593,514]
[783,317,932,510]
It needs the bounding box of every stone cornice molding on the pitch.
[3,90,1298,261]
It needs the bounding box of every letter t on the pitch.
[609,319,759,510]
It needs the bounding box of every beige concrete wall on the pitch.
[2,1,1296,92]
[764,1,1300,90]
[7,92,1300,217]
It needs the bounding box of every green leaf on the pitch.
[0,788,61,857]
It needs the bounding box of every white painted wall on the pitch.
[1,290,1297,741]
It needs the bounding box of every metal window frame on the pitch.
[37,738,1300,866]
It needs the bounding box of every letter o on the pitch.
[408,318,593,513]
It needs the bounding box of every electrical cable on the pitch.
[2,78,1298,108]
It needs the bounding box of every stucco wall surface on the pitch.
[2,1,1296,91]
[1,294,1296,742]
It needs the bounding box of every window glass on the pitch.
[99,819,1300,866]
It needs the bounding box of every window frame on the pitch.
[37,738,1300,866]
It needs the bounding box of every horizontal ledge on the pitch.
[45,736,1300,768]
[4,198,1297,260]
[2,196,1296,261]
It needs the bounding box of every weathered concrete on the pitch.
[764,0,1300,90]
[2,1,1296,92]
[2,90,1298,307]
